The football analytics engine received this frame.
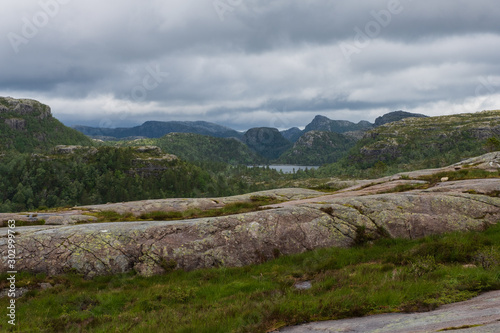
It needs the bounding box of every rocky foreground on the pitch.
[277,290,500,332]
[1,152,500,278]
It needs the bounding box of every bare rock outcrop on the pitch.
[2,191,499,278]
[4,118,26,130]
[0,97,51,119]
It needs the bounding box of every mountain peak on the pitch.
[305,115,373,133]
[243,127,292,160]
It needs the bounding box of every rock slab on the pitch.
[277,290,500,332]
[2,191,500,277]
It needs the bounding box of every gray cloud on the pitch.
[1,0,500,130]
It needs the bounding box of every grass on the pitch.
[417,169,500,185]
[93,197,283,223]
[377,182,430,194]
[0,219,46,228]
[2,224,500,332]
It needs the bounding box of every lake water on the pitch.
[251,165,320,173]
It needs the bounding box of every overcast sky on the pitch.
[1,0,500,130]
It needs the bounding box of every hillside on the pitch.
[0,145,228,212]
[322,110,500,176]
[374,110,428,126]
[121,133,265,165]
[0,97,93,153]
[277,131,357,165]
[242,127,292,160]
[74,120,243,140]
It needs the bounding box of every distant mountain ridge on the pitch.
[73,120,243,140]
[74,110,428,142]
[72,110,429,164]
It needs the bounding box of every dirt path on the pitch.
[277,290,500,332]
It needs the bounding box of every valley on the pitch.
[1,97,500,332]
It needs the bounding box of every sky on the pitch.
[1,0,500,131]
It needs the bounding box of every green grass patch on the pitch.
[378,182,430,194]
[2,224,500,332]
[0,219,45,227]
[95,198,283,223]
[417,169,500,185]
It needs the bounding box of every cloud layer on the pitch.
[1,0,500,130]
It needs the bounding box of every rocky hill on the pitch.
[242,127,292,160]
[277,131,357,165]
[304,115,374,133]
[335,110,500,173]
[74,120,243,140]
[0,97,93,153]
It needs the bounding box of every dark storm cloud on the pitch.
[1,0,500,129]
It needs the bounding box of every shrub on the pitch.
[408,255,438,278]
[473,247,500,269]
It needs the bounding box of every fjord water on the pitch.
[251,165,319,173]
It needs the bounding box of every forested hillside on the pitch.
[242,127,292,160]
[0,146,280,212]
[277,131,356,165]
[118,133,265,165]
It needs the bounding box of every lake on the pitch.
[250,165,320,173]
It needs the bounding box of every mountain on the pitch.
[73,120,243,140]
[374,110,428,126]
[277,131,357,165]
[304,115,374,133]
[0,97,93,153]
[325,110,500,174]
[121,133,265,165]
[242,127,292,160]
[280,127,303,143]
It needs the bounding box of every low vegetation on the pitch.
[93,196,283,223]
[2,223,500,332]
[416,169,500,184]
